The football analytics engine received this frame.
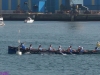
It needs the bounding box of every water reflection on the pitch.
[67,22,83,30]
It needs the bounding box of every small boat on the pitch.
[0,17,5,26]
[8,46,100,55]
[24,17,34,23]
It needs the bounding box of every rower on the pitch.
[92,46,98,52]
[95,47,98,51]
[80,47,84,53]
[96,41,100,49]
[68,46,76,53]
[21,43,26,50]
[77,46,81,52]
[81,47,83,52]
[80,46,88,53]
[92,41,100,52]
[29,44,33,50]
[67,46,73,53]
[58,45,63,53]
[38,45,43,51]
[48,44,55,51]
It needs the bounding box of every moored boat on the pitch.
[0,16,5,26]
[24,17,34,23]
[8,46,100,55]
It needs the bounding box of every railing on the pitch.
[0,10,100,15]
[82,5,89,10]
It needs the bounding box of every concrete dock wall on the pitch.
[1,13,100,21]
[74,15,100,21]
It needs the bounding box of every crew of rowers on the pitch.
[19,43,88,53]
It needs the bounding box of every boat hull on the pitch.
[0,17,3,20]
[8,46,100,54]
[24,20,34,23]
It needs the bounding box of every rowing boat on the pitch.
[8,46,100,55]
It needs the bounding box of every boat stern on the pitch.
[8,46,18,54]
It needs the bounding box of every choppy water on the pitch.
[0,21,100,75]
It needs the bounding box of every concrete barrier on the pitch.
[1,13,100,21]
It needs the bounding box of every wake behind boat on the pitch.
[24,17,34,23]
[0,16,5,26]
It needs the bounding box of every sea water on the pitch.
[0,21,100,75]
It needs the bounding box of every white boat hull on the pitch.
[0,17,3,20]
[24,20,34,23]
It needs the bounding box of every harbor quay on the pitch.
[2,13,100,21]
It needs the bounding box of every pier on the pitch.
[1,13,100,21]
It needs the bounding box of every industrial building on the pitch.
[0,0,99,13]
[0,0,71,13]
[83,0,100,10]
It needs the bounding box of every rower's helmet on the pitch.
[69,46,72,48]
[78,46,81,47]
[50,44,52,47]
[39,44,41,47]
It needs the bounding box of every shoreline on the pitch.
[1,13,100,21]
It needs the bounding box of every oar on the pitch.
[60,50,67,56]
[16,39,22,55]
[18,29,20,44]
[61,52,67,55]
[18,40,20,44]
[69,50,76,55]
[16,30,22,55]
[70,52,75,55]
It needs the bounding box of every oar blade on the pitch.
[18,40,20,43]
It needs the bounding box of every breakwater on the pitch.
[2,13,100,21]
